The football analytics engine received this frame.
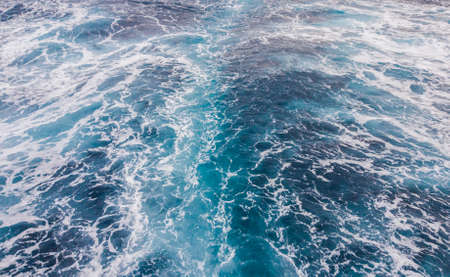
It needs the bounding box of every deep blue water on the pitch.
[0,0,449,276]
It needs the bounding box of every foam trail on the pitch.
[0,0,449,276]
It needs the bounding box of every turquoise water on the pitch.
[0,0,449,276]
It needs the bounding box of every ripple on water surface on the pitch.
[0,0,449,276]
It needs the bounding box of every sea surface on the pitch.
[0,0,449,276]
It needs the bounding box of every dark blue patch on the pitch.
[1,4,29,22]
[410,84,425,94]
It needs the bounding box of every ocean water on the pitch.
[0,0,449,276]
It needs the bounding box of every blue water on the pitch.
[0,0,449,276]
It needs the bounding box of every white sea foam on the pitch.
[0,0,448,276]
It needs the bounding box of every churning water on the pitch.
[0,0,449,276]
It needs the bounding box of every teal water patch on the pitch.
[27,102,102,140]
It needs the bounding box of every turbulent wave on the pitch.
[0,0,449,276]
